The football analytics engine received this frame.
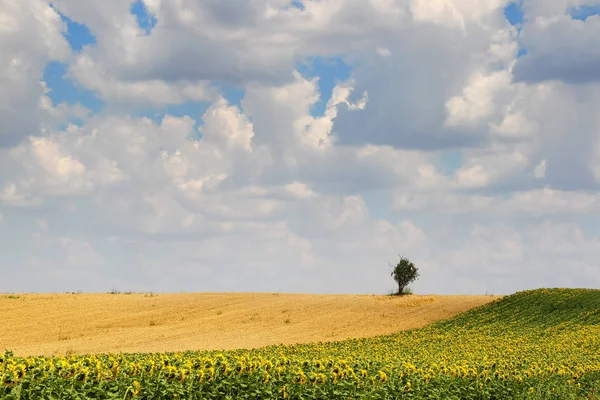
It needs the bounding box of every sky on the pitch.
[2,0,600,295]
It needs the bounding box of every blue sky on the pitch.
[2,0,600,295]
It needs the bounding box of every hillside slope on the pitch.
[431,287,600,329]
[258,288,600,389]
[0,292,499,357]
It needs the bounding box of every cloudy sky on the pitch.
[2,0,600,295]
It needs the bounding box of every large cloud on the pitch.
[331,0,516,150]
[0,0,72,146]
[513,13,600,84]
[50,0,410,101]
[2,0,600,295]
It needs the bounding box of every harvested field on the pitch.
[0,292,500,357]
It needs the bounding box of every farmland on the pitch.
[2,289,600,399]
[0,292,497,357]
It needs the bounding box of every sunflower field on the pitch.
[2,288,600,399]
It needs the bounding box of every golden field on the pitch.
[0,292,499,357]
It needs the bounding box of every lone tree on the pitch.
[390,255,419,295]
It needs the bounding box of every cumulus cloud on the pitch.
[332,10,518,150]
[68,54,218,108]
[0,0,71,146]
[51,0,411,102]
[2,132,124,199]
[2,0,600,295]
[513,13,600,84]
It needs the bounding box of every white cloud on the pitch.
[514,12,600,84]
[4,134,113,198]
[68,54,218,107]
[0,0,71,146]
[49,0,412,105]
[410,0,510,31]
[0,182,42,207]
[2,0,600,296]
[505,187,600,216]
[444,69,514,128]
[489,109,537,139]
[200,99,255,152]
[455,145,530,188]
[285,181,315,199]
[531,159,547,179]
[395,186,600,217]
[330,5,518,150]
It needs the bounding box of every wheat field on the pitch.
[0,292,500,357]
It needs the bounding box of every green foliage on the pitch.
[2,288,600,399]
[434,288,600,330]
[390,256,419,295]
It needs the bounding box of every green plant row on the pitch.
[2,371,600,399]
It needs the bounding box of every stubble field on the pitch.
[0,292,498,357]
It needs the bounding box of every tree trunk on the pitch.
[398,284,404,295]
